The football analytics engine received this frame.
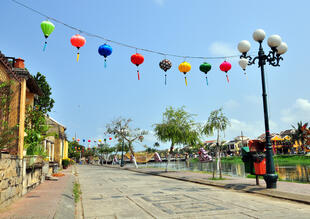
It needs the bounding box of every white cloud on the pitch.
[209,42,238,58]
[244,95,261,105]
[224,99,239,109]
[281,98,310,124]
[153,0,165,6]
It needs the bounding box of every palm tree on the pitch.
[202,108,230,179]
[291,121,309,153]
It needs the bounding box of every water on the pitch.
[131,161,310,183]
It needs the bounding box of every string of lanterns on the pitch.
[17,0,244,85]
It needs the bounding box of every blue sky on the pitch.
[1,0,310,151]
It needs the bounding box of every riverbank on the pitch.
[190,154,310,165]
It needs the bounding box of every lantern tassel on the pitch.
[185,77,187,86]
[43,41,47,52]
[77,52,80,62]
[165,74,167,85]
[226,73,229,83]
[206,76,208,86]
[104,58,107,68]
[137,70,140,80]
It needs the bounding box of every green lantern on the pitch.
[40,20,55,51]
[199,62,212,86]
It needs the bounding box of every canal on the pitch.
[132,160,310,183]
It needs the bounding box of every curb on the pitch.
[102,165,310,205]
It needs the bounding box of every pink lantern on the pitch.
[220,61,232,83]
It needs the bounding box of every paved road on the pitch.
[77,165,310,218]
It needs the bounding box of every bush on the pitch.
[62,158,70,169]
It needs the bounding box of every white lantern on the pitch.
[253,29,266,42]
[276,42,288,55]
[238,40,251,53]
[267,35,282,48]
[239,58,248,70]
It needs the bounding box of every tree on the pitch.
[68,141,82,161]
[202,108,230,179]
[97,143,115,164]
[292,121,309,153]
[154,106,200,171]
[106,118,147,168]
[34,72,55,114]
[24,105,50,157]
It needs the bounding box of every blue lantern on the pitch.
[98,44,112,68]
[83,139,85,142]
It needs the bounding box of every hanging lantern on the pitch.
[199,62,212,86]
[219,61,232,83]
[77,139,80,142]
[70,34,86,62]
[72,137,75,141]
[159,59,172,85]
[88,139,91,143]
[178,62,191,86]
[40,20,55,51]
[131,53,144,80]
[109,137,112,140]
[99,139,102,143]
[239,58,248,77]
[98,44,112,68]
[83,139,85,142]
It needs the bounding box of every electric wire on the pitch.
[11,0,249,60]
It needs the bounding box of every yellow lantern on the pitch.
[178,61,191,86]
[99,139,102,143]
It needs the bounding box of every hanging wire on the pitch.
[11,0,246,60]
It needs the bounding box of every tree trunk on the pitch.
[219,150,222,179]
[129,142,138,168]
[165,143,174,172]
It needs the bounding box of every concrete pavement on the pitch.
[0,167,75,219]
[77,165,310,218]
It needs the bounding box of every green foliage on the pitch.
[34,72,55,114]
[106,117,148,155]
[202,108,230,137]
[24,106,49,157]
[73,182,81,203]
[62,158,70,168]
[291,121,309,151]
[0,81,18,150]
[68,141,82,160]
[154,106,200,151]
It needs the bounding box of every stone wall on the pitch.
[0,153,47,209]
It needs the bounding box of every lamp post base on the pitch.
[263,173,278,189]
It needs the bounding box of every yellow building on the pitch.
[0,53,42,158]
[45,117,68,167]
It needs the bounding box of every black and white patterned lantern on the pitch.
[159,59,172,85]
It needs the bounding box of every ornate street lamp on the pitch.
[238,29,288,188]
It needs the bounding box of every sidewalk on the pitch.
[0,167,75,219]
[105,165,310,205]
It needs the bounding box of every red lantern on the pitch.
[88,140,91,143]
[70,34,86,62]
[220,61,232,83]
[131,53,144,80]
[77,139,80,142]
[109,137,112,140]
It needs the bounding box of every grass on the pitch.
[73,182,81,203]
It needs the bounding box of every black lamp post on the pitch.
[238,29,288,189]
